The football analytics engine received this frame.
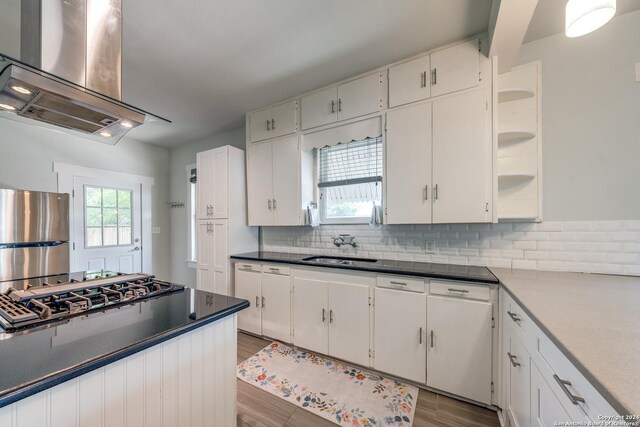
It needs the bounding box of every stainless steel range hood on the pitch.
[0,0,168,144]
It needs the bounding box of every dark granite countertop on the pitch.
[230,251,498,284]
[0,286,248,408]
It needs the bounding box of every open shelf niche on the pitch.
[496,61,542,222]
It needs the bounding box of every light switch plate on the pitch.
[152,227,161,234]
[636,62,640,82]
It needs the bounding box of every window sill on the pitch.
[186,260,197,269]
[320,217,372,225]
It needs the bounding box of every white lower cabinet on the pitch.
[234,263,291,342]
[505,333,531,427]
[426,295,493,404]
[292,276,371,366]
[374,287,427,383]
[531,363,575,427]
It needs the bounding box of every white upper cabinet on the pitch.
[301,87,338,130]
[430,39,480,98]
[337,72,382,121]
[385,102,432,224]
[388,55,430,108]
[246,135,300,226]
[196,146,229,219]
[249,100,298,143]
[432,89,492,223]
[196,150,213,220]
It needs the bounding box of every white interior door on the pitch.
[72,177,142,274]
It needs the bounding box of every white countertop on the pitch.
[490,267,640,417]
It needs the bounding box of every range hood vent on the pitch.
[0,0,169,144]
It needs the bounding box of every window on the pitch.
[318,136,382,223]
[85,186,132,247]
[187,164,197,264]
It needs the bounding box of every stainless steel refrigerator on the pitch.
[0,189,70,283]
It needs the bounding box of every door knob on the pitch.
[129,246,140,252]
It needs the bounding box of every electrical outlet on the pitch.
[426,241,436,253]
[152,227,161,234]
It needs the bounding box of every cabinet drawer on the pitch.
[235,261,261,273]
[429,280,490,301]
[536,332,617,421]
[261,264,290,276]
[377,275,426,293]
[502,291,537,353]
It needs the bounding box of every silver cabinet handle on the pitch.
[507,311,522,323]
[242,264,252,269]
[322,308,326,323]
[432,68,437,85]
[261,296,265,308]
[424,185,428,201]
[266,120,270,131]
[255,296,259,308]
[390,281,407,286]
[430,330,434,348]
[271,119,275,130]
[331,100,335,114]
[448,288,469,294]
[433,184,438,200]
[419,327,423,344]
[268,267,280,272]
[507,352,521,367]
[268,199,272,210]
[553,374,586,405]
[421,71,427,88]
[329,309,333,324]
[338,98,342,112]
[273,199,277,209]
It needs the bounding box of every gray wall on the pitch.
[169,128,245,286]
[517,10,640,221]
[0,0,21,59]
[0,117,172,279]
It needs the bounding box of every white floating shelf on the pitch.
[498,215,541,222]
[498,173,536,180]
[498,131,536,144]
[498,88,535,103]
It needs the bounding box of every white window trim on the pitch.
[186,163,197,268]
[54,162,154,274]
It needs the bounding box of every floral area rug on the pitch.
[237,342,418,426]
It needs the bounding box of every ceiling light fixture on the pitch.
[11,85,32,95]
[566,0,616,37]
[100,131,112,138]
[121,121,133,128]
[0,103,16,111]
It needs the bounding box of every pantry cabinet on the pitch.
[196,147,228,220]
[426,294,493,405]
[292,276,371,366]
[248,100,298,143]
[388,55,431,108]
[432,88,492,223]
[246,134,300,226]
[196,219,228,295]
[373,287,427,383]
[430,39,480,98]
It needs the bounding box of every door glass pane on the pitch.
[103,227,117,246]
[84,186,134,248]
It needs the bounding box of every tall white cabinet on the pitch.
[196,146,258,296]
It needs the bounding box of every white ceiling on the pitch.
[121,0,492,148]
[523,0,640,43]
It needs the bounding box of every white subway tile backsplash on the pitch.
[262,221,640,276]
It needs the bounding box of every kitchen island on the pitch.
[0,284,248,427]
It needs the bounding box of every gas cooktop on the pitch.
[0,273,184,332]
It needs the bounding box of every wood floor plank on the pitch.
[236,332,500,427]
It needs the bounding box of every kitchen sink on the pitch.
[302,256,378,266]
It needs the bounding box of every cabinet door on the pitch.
[328,282,370,367]
[272,135,300,225]
[196,221,214,292]
[337,72,381,121]
[507,335,531,427]
[211,220,229,295]
[249,107,273,143]
[388,55,430,107]
[432,89,491,223]
[426,295,492,404]
[430,39,479,98]
[235,268,262,335]
[531,363,577,427]
[246,142,274,226]
[374,288,427,383]
[385,102,432,224]
[301,87,338,130]
[211,147,228,219]
[196,150,213,219]
[270,100,298,139]
[261,273,291,342]
[292,277,328,355]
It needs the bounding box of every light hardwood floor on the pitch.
[236,332,500,427]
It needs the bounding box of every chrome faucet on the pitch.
[332,234,357,248]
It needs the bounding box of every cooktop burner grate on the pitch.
[0,293,39,324]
